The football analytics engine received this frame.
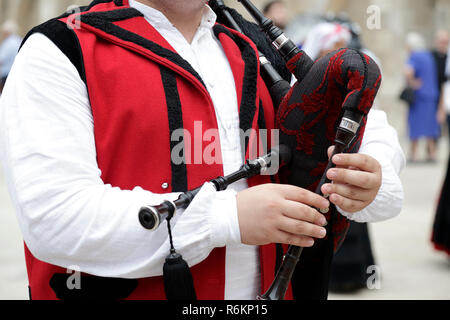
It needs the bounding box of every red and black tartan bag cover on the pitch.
[278,48,382,251]
[277,48,382,300]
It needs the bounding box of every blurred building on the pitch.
[225,0,450,126]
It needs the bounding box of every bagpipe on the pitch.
[138,0,382,301]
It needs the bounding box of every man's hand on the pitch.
[321,147,382,213]
[237,184,329,248]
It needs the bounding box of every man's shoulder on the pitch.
[23,17,86,83]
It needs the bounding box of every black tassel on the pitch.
[163,251,197,301]
[163,214,197,301]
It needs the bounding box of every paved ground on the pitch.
[329,143,450,300]
[326,101,450,300]
[0,107,449,300]
[0,169,28,300]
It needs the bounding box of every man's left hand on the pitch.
[321,147,382,213]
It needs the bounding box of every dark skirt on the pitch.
[329,222,375,292]
[432,156,450,256]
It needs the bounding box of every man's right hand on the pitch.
[237,184,329,248]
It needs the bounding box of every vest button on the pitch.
[161,182,169,190]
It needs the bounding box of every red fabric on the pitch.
[24,0,289,300]
[433,242,450,256]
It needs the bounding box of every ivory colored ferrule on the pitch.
[259,55,270,65]
[339,117,360,134]
[272,34,290,50]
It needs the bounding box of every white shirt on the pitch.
[0,2,405,300]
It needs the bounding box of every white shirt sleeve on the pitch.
[0,33,241,279]
[337,108,406,223]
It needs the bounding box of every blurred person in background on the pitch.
[302,22,351,61]
[437,31,450,136]
[433,30,449,105]
[433,154,450,260]
[263,0,289,30]
[433,40,450,260]
[302,22,404,293]
[404,32,440,163]
[432,30,449,149]
[0,20,22,94]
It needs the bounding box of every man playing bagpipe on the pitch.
[0,0,404,300]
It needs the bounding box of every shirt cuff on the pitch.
[177,182,241,250]
[337,164,404,223]
[208,185,241,247]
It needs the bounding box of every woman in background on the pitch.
[404,32,440,163]
[0,20,22,95]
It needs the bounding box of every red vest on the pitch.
[23,0,292,300]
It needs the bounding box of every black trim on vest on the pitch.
[258,99,267,130]
[160,67,188,192]
[79,8,208,91]
[216,7,292,84]
[49,273,138,300]
[82,6,142,22]
[84,0,118,11]
[213,25,259,153]
[21,20,86,84]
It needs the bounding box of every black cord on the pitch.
[167,217,176,254]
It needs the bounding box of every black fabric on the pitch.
[49,274,138,300]
[216,7,292,84]
[267,79,292,110]
[433,156,450,254]
[258,99,267,130]
[81,6,143,22]
[83,0,118,11]
[160,67,188,193]
[432,50,448,96]
[291,221,335,300]
[21,19,86,84]
[329,222,376,292]
[400,86,415,106]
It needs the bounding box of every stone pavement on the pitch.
[0,168,28,300]
[0,114,449,300]
[328,104,450,300]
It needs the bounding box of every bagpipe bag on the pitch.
[218,9,382,300]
